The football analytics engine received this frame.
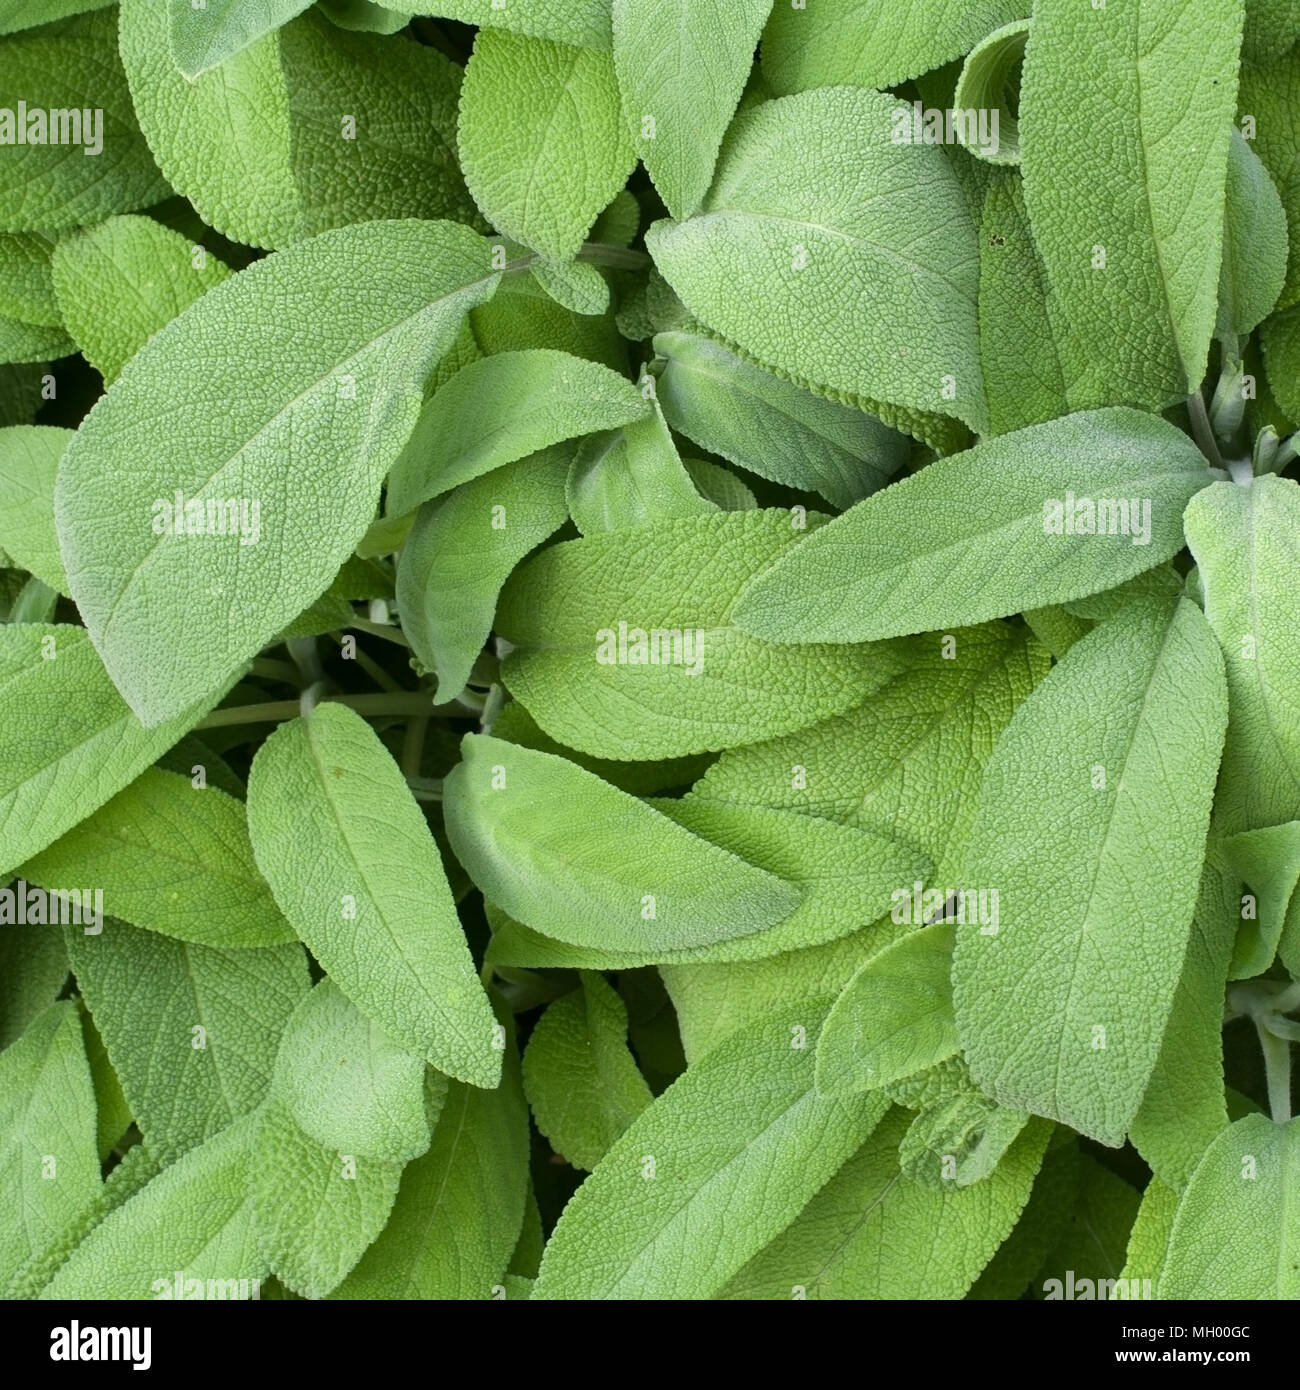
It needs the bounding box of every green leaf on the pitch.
[0,363,45,427]
[1129,845,1237,1187]
[647,86,987,431]
[0,426,69,593]
[1240,52,1300,312]
[1184,475,1300,834]
[722,1109,1048,1299]
[694,622,1050,881]
[1117,1175,1179,1293]
[522,972,652,1170]
[533,1000,890,1300]
[252,1095,403,1298]
[41,1115,267,1300]
[0,11,167,234]
[1222,822,1300,977]
[121,0,474,249]
[21,768,295,948]
[1160,1113,1300,1298]
[0,1002,100,1284]
[816,925,960,1096]
[397,446,570,703]
[272,980,434,1163]
[385,0,612,48]
[50,215,232,384]
[57,219,499,728]
[332,1048,530,1299]
[317,0,410,33]
[652,330,908,509]
[66,919,310,1163]
[247,703,499,1087]
[1037,1154,1141,1298]
[732,409,1213,644]
[82,1010,130,1161]
[385,348,646,518]
[953,599,1229,1147]
[760,0,1026,96]
[898,1089,1031,1189]
[169,0,314,78]
[498,510,904,759]
[458,31,636,261]
[1019,0,1243,409]
[0,925,67,1051]
[0,625,226,879]
[1218,129,1289,340]
[612,0,772,219]
[565,402,715,534]
[1262,305,1300,424]
[0,235,67,330]
[530,257,609,316]
[0,0,113,35]
[978,173,1070,436]
[952,20,1030,166]
[443,733,801,953]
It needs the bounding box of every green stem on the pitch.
[1255,1017,1293,1123]
[578,241,650,271]
[196,692,457,731]
[249,657,299,684]
[1187,389,1225,471]
[400,717,428,779]
[405,774,443,803]
[349,617,411,649]
[328,631,404,694]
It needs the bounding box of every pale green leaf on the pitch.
[0,426,69,594]
[1218,128,1289,340]
[0,925,67,1051]
[1019,0,1243,408]
[385,348,645,518]
[1038,1154,1141,1297]
[652,330,908,509]
[522,972,652,1170]
[1222,821,1300,977]
[732,409,1213,644]
[169,0,314,78]
[612,0,772,219]
[21,768,294,948]
[953,599,1228,1146]
[720,1109,1048,1300]
[1117,1175,1178,1294]
[66,919,310,1164]
[1240,52,1300,312]
[57,219,499,728]
[647,86,987,431]
[458,31,636,261]
[385,0,611,48]
[1261,304,1300,425]
[532,1000,890,1300]
[396,446,571,703]
[443,733,801,953]
[0,0,113,35]
[1159,1113,1300,1298]
[498,510,905,759]
[50,215,232,384]
[898,1090,1031,1189]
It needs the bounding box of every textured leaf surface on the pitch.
[247,703,499,1088]
[1185,475,1300,834]
[397,446,570,703]
[498,510,903,758]
[0,926,67,1051]
[1240,52,1300,311]
[1218,128,1288,339]
[612,0,772,220]
[721,1108,1048,1299]
[953,599,1228,1146]
[0,426,69,593]
[444,734,800,954]
[386,348,645,517]
[0,1003,99,1284]
[66,920,309,1164]
[0,11,167,233]
[459,31,636,261]
[57,219,498,727]
[387,0,611,47]
[653,330,908,509]
[532,1002,890,1300]
[1159,1113,1300,1298]
[647,87,987,430]
[732,409,1212,643]
[41,1116,265,1300]
[0,626,220,879]
[21,769,294,948]
[50,215,232,384]
[1019,0,1243,408]
[169,0,313,77]
[522,972,652,1170]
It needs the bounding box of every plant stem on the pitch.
[578,241,650,271]
[400,717,428,779]
[349,617,411,649]
[196,691,457,731]
[1187,390,1225,470]
[249,657,299,684]
[1255,1017,1293,1123]
[328,631,404,694]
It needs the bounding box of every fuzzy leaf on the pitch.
[0,426,69,594]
